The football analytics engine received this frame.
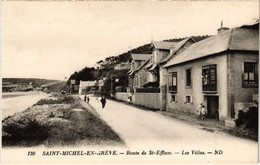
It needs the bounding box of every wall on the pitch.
[231,51,258,110]
[134,69,149,87]
[157,50,170,63]
[128,76,134,87]
[115,92,129,102]
[132,92,160,109]
[166,53,228,120]
[115,92,160,109]
[159,67,168,86]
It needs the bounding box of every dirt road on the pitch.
[82,95,258,164]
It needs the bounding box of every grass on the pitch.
[2,96,124,147]
[34,96,76,105]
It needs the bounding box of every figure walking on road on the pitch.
[84,94,87,102]
[101,95,106,109]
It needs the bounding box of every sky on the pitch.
[2,1,259,80]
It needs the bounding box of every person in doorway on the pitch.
[216,109,219,121]
[197,103,206,120]
[101,95,106,109]
[200,105,206,120]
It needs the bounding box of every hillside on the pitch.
[2,78,62,88]
[95,35,211,70]
[45,81,69,93]
[68,35,211,94]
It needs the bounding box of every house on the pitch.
[146,41,177,83]
[128,53,151,87]
[163,24,259,122]
[78,80,97,95]
[130,39,196,90]
[158,37,196,110]
[129,41,179,88]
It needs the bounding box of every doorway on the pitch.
[206,96,219,119]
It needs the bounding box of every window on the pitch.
[168,72,177,92]
[134,76,139,87]
[202,65,217,91]
[171,94,177,103]
[243,62,258,87]
[185,95,192,104]
[186,69,192,87]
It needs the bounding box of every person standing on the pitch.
[101,95,106,109]
[200,105,206,120]
[197,103,206,120]
[87,96,90,103]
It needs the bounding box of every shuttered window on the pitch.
[243,62,258,88]
[168,72,177,92]
[202,65,217,91]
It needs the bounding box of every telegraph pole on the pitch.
[111,74,113,96]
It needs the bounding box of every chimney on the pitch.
[170,48,173,54]
[217,20,229,34]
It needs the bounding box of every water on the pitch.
[2,91,48,120]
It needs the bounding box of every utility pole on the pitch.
[111,73,113,96]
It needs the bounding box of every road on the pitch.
[2,91,48,119]
[81,95,258,164]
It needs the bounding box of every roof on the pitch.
[159,37,195,64]
[129,70,135,76]
[164,28,259,68]
[131,54,152,61]
[152,41,176,50]
[145,62,153,69]
[149,64,158,71]
[135,58,151,72]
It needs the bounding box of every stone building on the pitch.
[128,54,151,87]
[163,24,259,122]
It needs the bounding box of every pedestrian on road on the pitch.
[84,94,87,102]
[87,96,90,103]
[101,95,106,109]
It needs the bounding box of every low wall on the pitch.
[115,92,160,110]
[115,92,129,102]
[133,93,160,109]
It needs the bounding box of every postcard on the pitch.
[1,0,259,164]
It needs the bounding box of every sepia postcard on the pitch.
[1,0,259,164]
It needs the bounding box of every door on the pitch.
[207,96,219,119]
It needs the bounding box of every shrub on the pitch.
[143,81,159,88]
[2,117,49,146]
[115,86,127,92]
[135,87,160,93]
[235,106,258,132]
[34,96,75,105]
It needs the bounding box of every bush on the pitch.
[135,87,160,93]
[2,117,49,146]
[235,106,258,132]
[34,96,75,105]
[143,82,159,88]
[115,86,127,92]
